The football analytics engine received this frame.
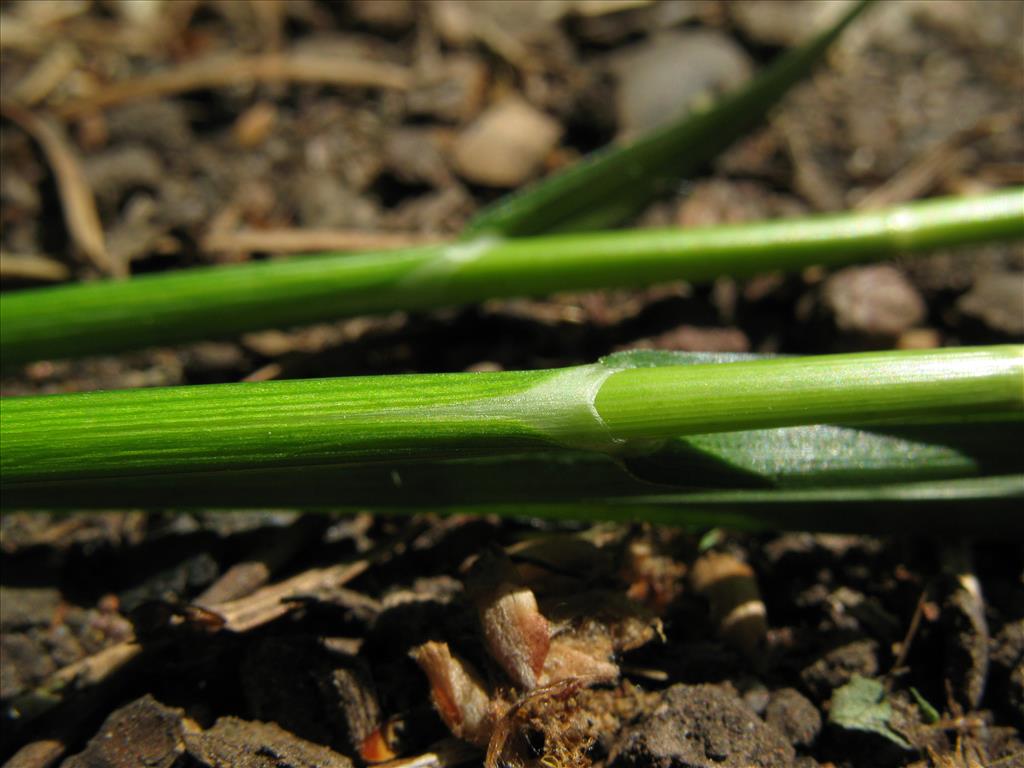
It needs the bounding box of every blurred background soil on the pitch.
[0,1,1022,767]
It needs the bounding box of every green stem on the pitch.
[2,347,1020,486]
[2,190,1021,366]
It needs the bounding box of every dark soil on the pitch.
[1,2,1022,767]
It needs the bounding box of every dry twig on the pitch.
[855,114,1016,210]
[55,52,412,118]
[0,252,71,283]
[215,560,369,632]
[202,228,446,255]
[0,101,117,276]
[1,738,66,768]
[374,739,480,768]
[10,43,79,106]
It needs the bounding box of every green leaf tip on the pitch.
[909,687,940,724]
[463,0,873,238]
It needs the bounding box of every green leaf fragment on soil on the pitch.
[828,676,912,749]
[909,687,940,724]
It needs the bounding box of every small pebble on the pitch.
[897,327,941,349]
[452,97,561,187]
[765,687,822,748]
[823,265,926,337]
[956,271,1024,335]
[233,102,277,148]
[611,30,752,139]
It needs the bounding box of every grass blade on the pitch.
[2,189,1021,366]
[8,473,1018,537]
[475,476,1024,536]
[623,422,1024,489]
[4,422,1019,511]
[463,0,872,237]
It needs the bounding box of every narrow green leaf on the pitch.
[909,687,940,724]
[463,0,872,237]
[3,424,1018,511]
[697,529,726,552]
[5,460,1021,536]
[828,676,912,750]
[601,350,1022,488]
[624,423,1023,489]
[455,475,1024,535]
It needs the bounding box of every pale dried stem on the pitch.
[215,560,368,632]
[856,113,1017,211]
[202,228,447,255]
[0,252,71,283]
[55,52,412,118]
[0,101,116,276]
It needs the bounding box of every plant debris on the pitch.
[828,675,912,751]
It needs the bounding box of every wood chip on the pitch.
[370,738,478,768]
[20,639,143,705]
[411,641,495,747]
[194,561,272,607]
[214,560,369,633]
[541,633,619,684]
[248,0,285,53]
[469,551,550,691]
[0,101,118,276]
[185,716,355,768]
[2,739,66,768]
[56,52,412,118]
[194,516,324,606]
[61,695,186,768]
